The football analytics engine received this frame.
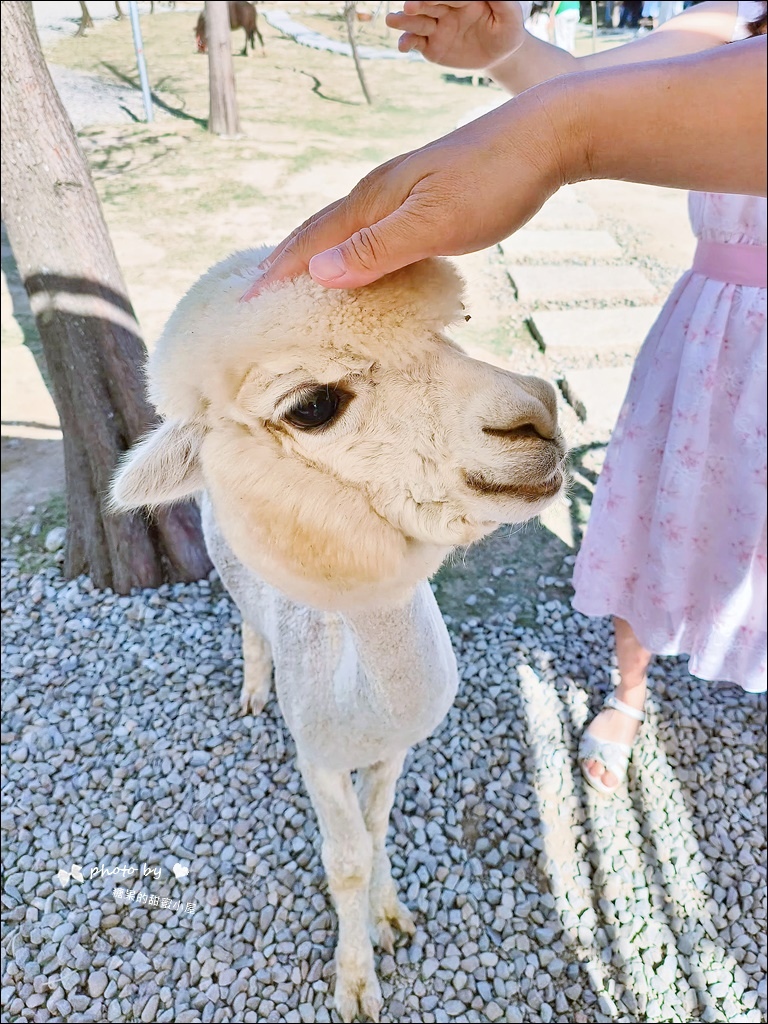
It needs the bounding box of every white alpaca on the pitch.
[111,248,566,1022]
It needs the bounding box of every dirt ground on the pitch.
[1,4,692,616]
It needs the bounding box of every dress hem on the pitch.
[571,596,767,695]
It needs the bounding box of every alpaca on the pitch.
[111,248,566,1021]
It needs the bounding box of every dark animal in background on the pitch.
[195,2,265,56]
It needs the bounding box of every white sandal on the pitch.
[579,694,645,796]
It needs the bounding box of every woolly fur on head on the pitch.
[148,247,466,423]
[112,249,470,608]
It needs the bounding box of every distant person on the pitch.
[657,2,686,25]
[550,0,581,50]
[642,1,686,28]
[620,0,643,27]
[526,1,552,40]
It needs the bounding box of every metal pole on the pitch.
[128,1,153,122]
[591,1,598,52]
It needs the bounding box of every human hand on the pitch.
[386,1,528,70]
[246,85,569,295]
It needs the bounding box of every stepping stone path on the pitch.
[510,263,656,305]
[500,229,622,262]
[528,306,661,359]
[559,366,634,435]
[501,187,663,434]
[526,192,599,230]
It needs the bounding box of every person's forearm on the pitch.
[490,0,738,95]
[549,36,767,196]
[252,33,766,293]
[489,32,577,93]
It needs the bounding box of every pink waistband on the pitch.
[692,240,767,288]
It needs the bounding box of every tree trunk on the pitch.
[0,3,212,593]
[206,1,241,136]
[344,2,372,105]
[76,1,94,36]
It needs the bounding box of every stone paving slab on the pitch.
[559,365,633,434]
[509,264,656,305]
[500,229,622,262]
[525,195,600,230]
[528,306,662,355]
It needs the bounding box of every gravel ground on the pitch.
[35,2,183,129]
[47,65,167,130]
[2,555,766,1024]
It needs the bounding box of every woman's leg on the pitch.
[583,617,651,788]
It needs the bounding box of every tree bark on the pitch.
[206,1,241,136]
[0,3,212,593]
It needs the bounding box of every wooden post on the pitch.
[206,0,241,136]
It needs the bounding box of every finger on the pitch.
[386,12,440,35]
[398,31,427,53]
[307,196,438,289]
[240,199,347,300]
[259,197,346,270]
[244,147,420,297]
[258,146,412,277]
[403,0,471,10]
[244,199,370,297]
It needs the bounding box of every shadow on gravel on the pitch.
[563,440,607,550]
[511,644,764,1022]
[82,130,192,195]
[100,62,208,128]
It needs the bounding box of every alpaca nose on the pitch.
[484,375,559,442]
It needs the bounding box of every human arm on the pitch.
[248,36,767,295]
[492,0,740,92]
[387,1,740,94]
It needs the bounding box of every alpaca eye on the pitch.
[284,388,341,429]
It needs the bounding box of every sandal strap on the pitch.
[604,694,645,722]
[579,732,631,779]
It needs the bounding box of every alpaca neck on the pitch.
[339,579,457,702]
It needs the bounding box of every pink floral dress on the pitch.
[571,187,767,693]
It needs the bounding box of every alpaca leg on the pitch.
[239,622,272,715]
[254,23,265,53]
[357,752,415,953]
[299,759,381,1024]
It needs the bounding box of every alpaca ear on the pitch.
[382,257,467,329]
[109,420,205,512]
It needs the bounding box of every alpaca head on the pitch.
[111,247,566,609]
